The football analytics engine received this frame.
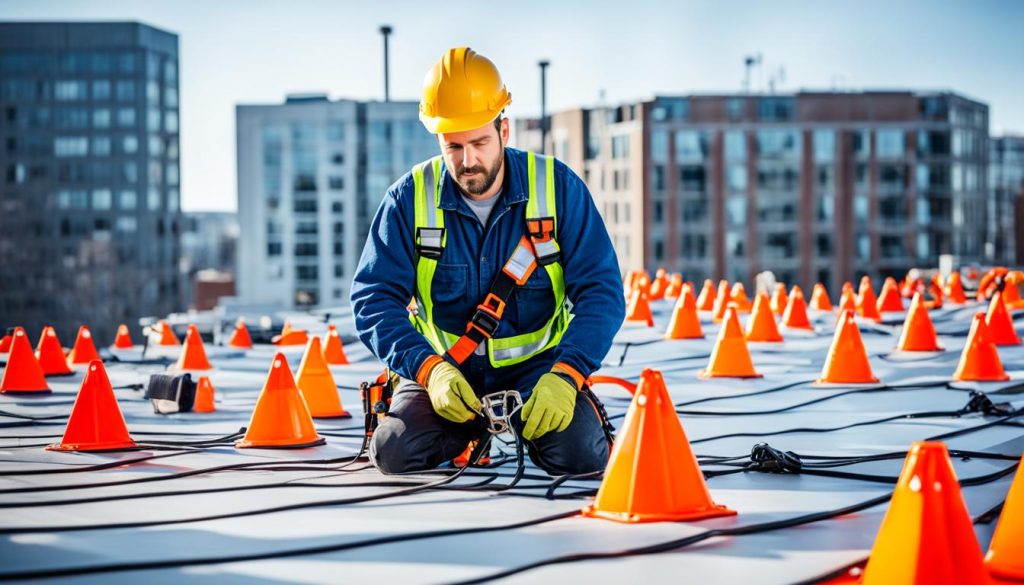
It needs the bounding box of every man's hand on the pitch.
[521,372,577,440]
[423,361,481,423]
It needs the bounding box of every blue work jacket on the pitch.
[350,147,625,395]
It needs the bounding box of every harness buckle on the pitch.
[526,217,555,242]
[526,217,561,266]
[468,305,501,338]
[415,226,445,260]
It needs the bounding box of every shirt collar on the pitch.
[437,147,529,211]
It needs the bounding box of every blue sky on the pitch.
[2,0,1022,211]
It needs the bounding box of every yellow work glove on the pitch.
[423,360,481,424]
[521,372,577,440]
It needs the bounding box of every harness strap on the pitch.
[445,235,539,364]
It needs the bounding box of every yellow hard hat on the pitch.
[419,47,512,134]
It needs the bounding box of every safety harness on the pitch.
[410,152,573,368]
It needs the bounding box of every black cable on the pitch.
[448,461,1019,585]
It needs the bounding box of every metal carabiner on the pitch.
[478,390,523,435]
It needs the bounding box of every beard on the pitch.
[455,150,504,196]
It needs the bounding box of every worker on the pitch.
[350,47,624,476]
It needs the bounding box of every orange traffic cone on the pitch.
[711,280,733,322]
[176,324,213,371]
[157,320,180,346]
[781,286,814,330]
[272,320,309,346]
[227,318,253,349]
[47,360,136,451]
[953,313,1009,382]
[235,353,325,448]
[700,305,762,378]
[986,291,1021,346]
[296,337,351,419]
[946,272,968,304]
[860,442,987,584]
[581,369,736,523]
[817,310,879,384]
[876,277,905,313]
[193,376,216,413]
[0,332,11,353]
[770,283,789,315]
[35,326,72,376]
[1003,279,1022,306]
[649,268,669,300]
[896,293,943,352]
[986,458,1024,580]
[664,274,683,299]
[67,325,101,365]
[810,283,833,311]
[857,276,882,321]
[696,279,716,311]
[838,283,857,316]
[322,324,349,365]
[0,327,50,394]
[626,288,655,327]
[664,283,704,340]
[745,293,783,342]
[112,324,133,349]
[730,282,752,313]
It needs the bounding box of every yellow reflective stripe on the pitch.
[413,156,448,354]
[413,150,571,368]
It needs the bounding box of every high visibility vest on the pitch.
[410,151,573,368]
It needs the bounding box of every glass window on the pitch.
[119,189,137,209]
[757,97,795,121]
[92,189,112,210]
[149,135,163,155]
[876,129,905,158]
[148,188,161,211]
[726,195,746,226]
[146,53,161,80]
[727,164,747,192]
[117,108,136,127]
[122,135,138,154]
[55,80,87,101]
[724,130,746,160]
[93,108,110,128]
[54,136,89,157]
[651,129,668,163]
[816,233,832,257]
[118,52,137,75]
[854,194,869,222]
[165,87,178,108]
[123,162,137,183]
[326,121,345,141]
[856,233,870,261]
[679,165,706,191]
[116,80,135,101]
[813,130,835,163]
[164,61,177,85]
[675,130,707,161]
[852,130,870,158]
[756,129,800,158]
[116,216,137,232]
[147,108,161,131]
[146,81,160,105]
[167,163,178,186]
[165,111,178,132]
[92,80,111,101]
[879,164,907,191]
[726,98,745,121]
[91,136,111,156]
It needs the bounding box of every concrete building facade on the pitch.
[0,22,182,342]
[518,91,991,293]
[236,96,437,309]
